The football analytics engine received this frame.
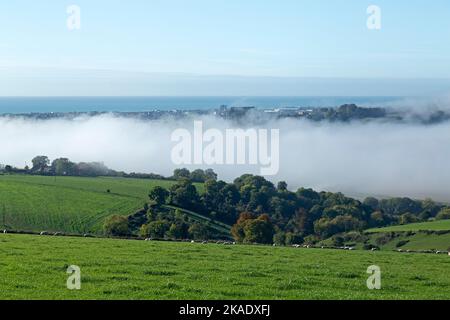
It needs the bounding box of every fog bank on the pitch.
[1,115,450,201]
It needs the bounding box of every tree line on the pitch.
[149,174,450,245]
[0,156,217,183]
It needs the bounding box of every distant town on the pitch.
[1,104,449,124]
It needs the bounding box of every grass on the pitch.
[0,233,449,300]
[366,220,450,233]
[0,175,198,234]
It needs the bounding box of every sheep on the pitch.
[293,244,300,248]
[3,229,7,234]
[448,252,450,256]
[232,242,236,245]
[191,240,195,243]
[371,248,378,251]
[40,231,48,236]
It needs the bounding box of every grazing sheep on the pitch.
[40,231,48,236]
[293,244,300,248]
[232,242,236,245]
[191,240,195,243]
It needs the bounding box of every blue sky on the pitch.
[1,0,450,95]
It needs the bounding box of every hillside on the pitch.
[366,220,450,233]
[1,233,450,299]
[0,175,193,234]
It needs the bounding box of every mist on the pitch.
[1,113,450,202]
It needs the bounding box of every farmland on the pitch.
[366,220,450,233]
[0,233,450,300]
[0,175,187,234]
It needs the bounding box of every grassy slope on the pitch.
[1,233,449,300]
[367,220,450,233]
[0,175,185,234]
[164,205,232,236]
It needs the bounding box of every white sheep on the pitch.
[40,231,48,236]
[2,229,6,234]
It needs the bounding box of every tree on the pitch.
[436,208,450,220]
[399,213,418,225]
[31,156,50,173]
[103,215,129,236]
[51,158,76,176]
[148,186,169,206]
[277,181,288,191]
[140,220,170,239]
[188,223,209,240]
[169,179,201,211]
[167,222,189,239]
[231,213,274,244]
[173,168,191,180]
[243,218,274,244]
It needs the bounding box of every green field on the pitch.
[0,175,184,234]
[0,233,449,300]
[367,220,450,233]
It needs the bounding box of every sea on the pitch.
[0,96,406,114]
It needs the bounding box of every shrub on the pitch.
[363,243,380,251]
[103,215,129,236]
[436,208,450,220]
[273,232,286,246]
[140,220,170,239]
[395,240,410,248]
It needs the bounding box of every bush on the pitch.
[103,215,129,236]
[273,232,286,246]
[188,223,209,240]
[395,240,410,248]
[140,220,170,239]
[436,208,450,220]
[363,244,380,251]
[285,232,303,246]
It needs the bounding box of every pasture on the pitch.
[0,233,449,300]
[366,220,450,233]
[0,175,182,234]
